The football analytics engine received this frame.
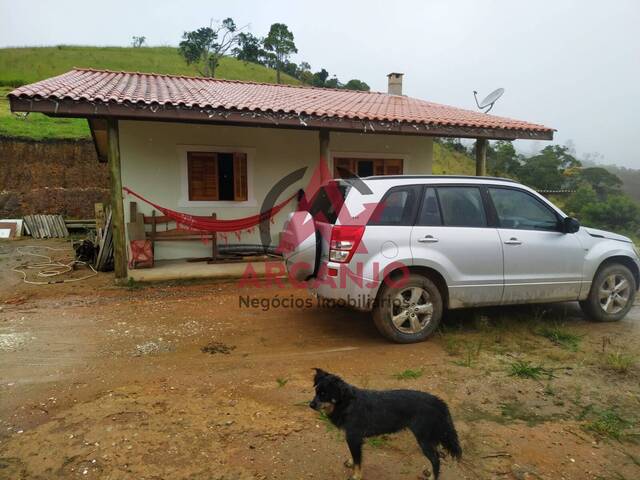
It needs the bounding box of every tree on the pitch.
[131,36,146,48]
[311,68,329,87]
[324,76,340,88]
[178,18,243,78]
[487,140,521,178]
[233,32,265,64]
[518,145,581,190]
[263,23,298,83]
[578,167,623,197]
[343,79,370,91]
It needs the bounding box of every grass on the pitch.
[508,360,551,380]
[393,368,424,380]
[0,46,299,140]
[452,340,483,368]
[536,323,582,351]
[585,409,632,441]
[603,351,636,374]
[276,377,289,388]
[0,87,90,140]
[0,46,300,86]
[366,435,391,448]
[432,142,475,175]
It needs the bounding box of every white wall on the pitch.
[119,120,433,261]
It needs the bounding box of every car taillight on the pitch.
[329,225,365,263]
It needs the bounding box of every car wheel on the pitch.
[580,263,636,322]
[373,273,444,343]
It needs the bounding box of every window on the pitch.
[309,182,350,224]
[489,187,559,231]
[187,151,247,201]
[369,185,420,226]
[334,158,403,178]
[417,188,442,226]
[437,187,487,227]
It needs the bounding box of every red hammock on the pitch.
[122,187,297,233]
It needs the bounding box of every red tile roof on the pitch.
[9,68,553,137]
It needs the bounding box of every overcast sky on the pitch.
[1,0,638,168]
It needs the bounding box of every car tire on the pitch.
[580,263,636,322]
[373,273,444,343]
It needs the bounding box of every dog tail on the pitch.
[439,406,462,460]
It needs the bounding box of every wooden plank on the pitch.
[95,203,105,230]
[59,216,70,237]
[47,216,58,238]
[107,119,127,278]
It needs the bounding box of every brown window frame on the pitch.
[187,151,248,202]
[333,157,403,178]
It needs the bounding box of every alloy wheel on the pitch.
[391,286,434,334]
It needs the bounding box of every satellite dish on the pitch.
[473,88,505,113]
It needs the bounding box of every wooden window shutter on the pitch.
[233,152,248,201]
[373,159,385,176]
[334,158,356,178]
[188,152,218,201]
[384,159,403,175]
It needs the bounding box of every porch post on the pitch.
[319,128,330,182]
[475,138,487,176]
[107,119,127,280]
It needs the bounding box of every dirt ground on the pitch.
[1,239,639,480]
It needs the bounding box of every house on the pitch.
[8,69,553,280]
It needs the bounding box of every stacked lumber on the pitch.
[65,219,96,231]
[23,214,69,239]
[94,208,114,271]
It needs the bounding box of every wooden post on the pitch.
[475,138,487,176]
[319,129,330,182]
[107,119,127,279]
[211,213,218,261]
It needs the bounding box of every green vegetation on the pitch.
[508,360,550,380]
[536,323,582,351]
[0,87,89,140]
[432,141,475,175]
[603,351,636,374]
[276,377,289,387]
[393,368,424,380]
[366,435,391,448]
[0,45,299,140]
[452,340,483,368]
[0,45,299,86]
[585,409,632,441]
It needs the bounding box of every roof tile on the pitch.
[8,68,553,133]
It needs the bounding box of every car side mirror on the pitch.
[563,217,580,234]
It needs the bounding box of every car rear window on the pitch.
[369,185,421,226]
[308,182,350,224]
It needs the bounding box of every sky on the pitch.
[1,0,639,168]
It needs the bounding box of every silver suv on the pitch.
[282,176,639,343]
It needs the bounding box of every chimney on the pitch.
[387,72,404,95]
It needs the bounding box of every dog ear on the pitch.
[312,368,329,386]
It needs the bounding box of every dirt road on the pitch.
[1,240,639,479]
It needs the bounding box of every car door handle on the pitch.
[504,237,522,245]
[418,235,439,243]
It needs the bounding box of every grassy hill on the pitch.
[432,142,475,175]
[0,46,300,86]
[0,46,299,140]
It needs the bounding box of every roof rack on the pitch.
[361,175,518,183]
